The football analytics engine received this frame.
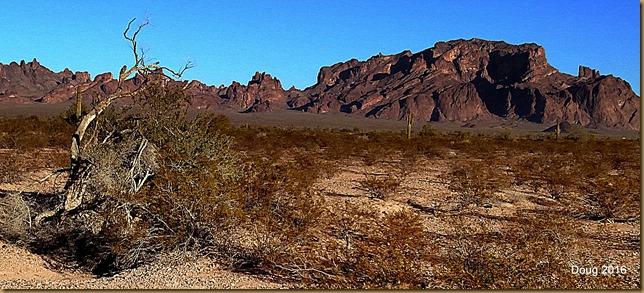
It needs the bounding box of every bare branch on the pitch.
[163,61,196,79]
[36,168,72,183]
[123,17,150,69]
[36,16,193,219]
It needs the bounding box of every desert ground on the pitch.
[0,108,640,289]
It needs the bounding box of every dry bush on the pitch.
[357,174,402,199]
[496,129,518,141]
[266,201,432,289]
[577,174,640,221]
[338,209,430,288]
[236,155,325,255]
[564,126,595,142]
[107,132,328,272]
[512,151,581,199]
[418,124,442,137]
[387,148,420,179]
[101,114,242,272]
[0,151,24,183]
[17,83,247,275]
[0,193,32,242]
[438,212,621,289]
[447,160,512,208]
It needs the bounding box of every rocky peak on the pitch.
[249,71,266,84]
[186,71,289,112]
[248,71,282,89]
[94,72,113,82]
[73,71,91,83]
[578,65,600,79]
[29,58,40,69]
[0,58,72,99]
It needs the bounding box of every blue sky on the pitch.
[0,1,640,94]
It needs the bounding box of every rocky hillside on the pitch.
[0,59,86,102]
[0,38,639,130]
[291,39,639,130]
[186,71,295,113]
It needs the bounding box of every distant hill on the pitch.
[0,38,639,130]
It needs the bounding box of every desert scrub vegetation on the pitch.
[0,106,640,288]
[0,115,75,150]
[0,111,640,288]
[0,116,73,183]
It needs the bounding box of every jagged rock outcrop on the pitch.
[188,71,288,112]
[578,65,600,79]
[292,38,639,130]
[0,59,74,102]
[0,38,639,130]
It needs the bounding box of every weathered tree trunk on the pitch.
[36,18,192,223]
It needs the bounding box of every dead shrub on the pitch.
[448,160,511,208]
[0,193,32,242]
[357,174,402,199]
[266,202,431,289]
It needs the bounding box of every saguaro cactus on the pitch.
[76,85,82,123]
[406,113,413,140]
[555,120,561,140]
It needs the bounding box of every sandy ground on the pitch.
[0,241,291,289]
[0,156,640,289]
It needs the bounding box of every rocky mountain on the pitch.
[291,39,639,130]
[0,59,81,102]
[186,71,291,113]
[0,38,639,130]
[0,59,143,105]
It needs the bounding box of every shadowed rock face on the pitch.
[0,38,639,130]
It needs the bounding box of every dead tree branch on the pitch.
[36,18,191,224]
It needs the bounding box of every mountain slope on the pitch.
[290,39,639,130]
[0,38,639,130]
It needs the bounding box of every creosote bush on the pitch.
[447,160,512,208]
[265,202,432,289]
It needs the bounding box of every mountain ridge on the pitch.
[0,38,639,130]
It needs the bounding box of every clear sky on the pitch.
[0,1,640,94]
